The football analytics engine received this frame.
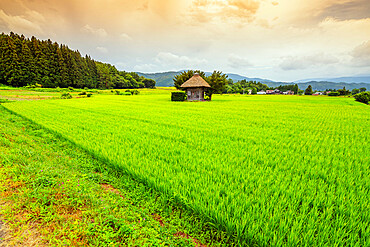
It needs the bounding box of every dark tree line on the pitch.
[226,80,269,94]
[225,79,300,94]
[275,84,299,94]
[0,32,155,89]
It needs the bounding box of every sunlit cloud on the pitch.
[81,24,108,38]
[189,0,260,24]
[0,9,44,35]
[96,46,108,53]
[155,52,208,69]
[0,0,369,80]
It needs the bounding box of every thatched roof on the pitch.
[180,73,211,88]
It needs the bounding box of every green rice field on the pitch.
[3,94,369,246]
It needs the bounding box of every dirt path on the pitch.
[0,202,7,246]
[0,219,5,246]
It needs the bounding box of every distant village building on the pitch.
[257,90,266,95]
[266,89,281,95]
[283,90,294,95]
[248,89,252,95]
[180,73,211,101]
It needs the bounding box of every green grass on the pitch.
[0,106,224,246]
[3,93,370,246]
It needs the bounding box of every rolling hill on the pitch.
[137,71,370,91]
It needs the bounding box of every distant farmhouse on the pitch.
[263,89,294,95]
[181,73,211,101]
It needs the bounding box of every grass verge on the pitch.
[0,106,232,246]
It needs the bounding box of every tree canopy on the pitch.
[305,85,313,95]
[173,70,207,89]
[0,32,155,89]
[173,70,228,100]
[206,71,228,100]
[226,79,270,94]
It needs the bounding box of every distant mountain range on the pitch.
[294,76,370,84]
[137,71,370,91]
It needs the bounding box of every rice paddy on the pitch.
[3,93,369,246]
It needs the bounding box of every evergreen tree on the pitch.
[305,85,313,95]
[0,32,154,89]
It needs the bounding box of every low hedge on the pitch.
[171,91,186,101]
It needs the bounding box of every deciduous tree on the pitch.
[205,71,228,100]
[173,70,206,89]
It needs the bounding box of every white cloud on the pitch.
[120,33,133,42]
[228,54,253,69]
[96,46,108,53]
[155,52,207,69]
[115,62,128,70]
[350,41,370,67]
[133,63,158,72]
[280,53,339,70]
[81,24,108,38]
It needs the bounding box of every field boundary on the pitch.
[0,105,237,246]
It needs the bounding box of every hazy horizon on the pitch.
[1,0,369,81]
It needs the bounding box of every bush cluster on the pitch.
[171,92,187,101]
[61,93,72,99]
[354,91,370,104]
[115,89,140,95]
[125,89,140,95]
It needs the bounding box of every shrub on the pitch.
[125,89,134,95]
[354,91,370,104]
[68,86,74,91]
[87,93,92,98]
[122,92,131,96]
[328,92,340,96]
[78,91,87,96]
[115,90,121,95]
[0,98,10,104]
[61,93,72,99]
[171,91,186,101]
[124,89,139,95]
